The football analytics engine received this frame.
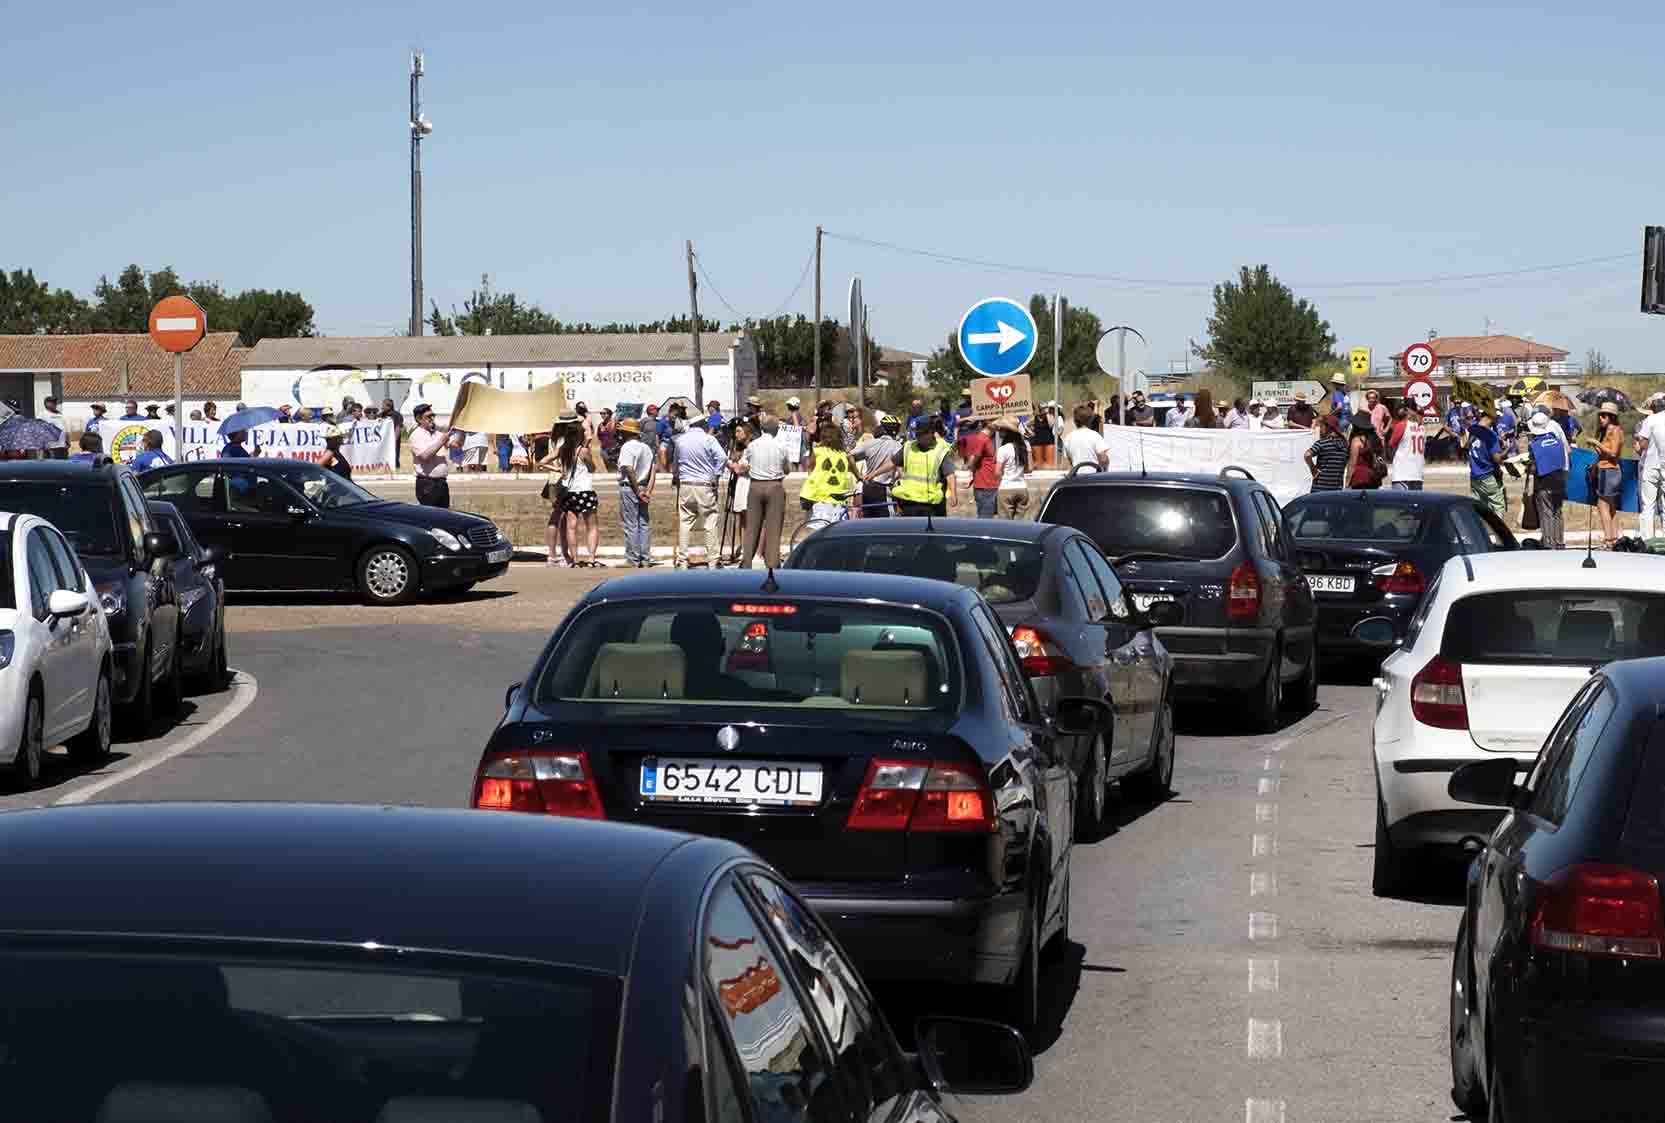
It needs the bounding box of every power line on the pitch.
[822,229,1632,293]
[768,245,817,319]
[692,252,747,322]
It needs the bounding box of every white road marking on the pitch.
[55,670,259,805]
[1258,708,1356,755]
[1249,912,1278,941]
[1245,1099,1286,1123]
[1250,871,1276,897]
[1263,756,1277,771]
[1252,833,1276,857]
[1247,1018,1283,1059]
[1248,958,1279,993]
[1258,777,1278,795]
[1255,802,1277,823]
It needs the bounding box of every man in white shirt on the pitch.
[1062,404,1110,473]
[674,416,727,567]
[732,419,791,568]
[1636,393,1665,540]
[615,418,657,567]
[41,396,68,459]
[1165,394,1193,427]
[407,403,454,508]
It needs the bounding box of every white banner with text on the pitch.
[97,420,398,474]
[1101,427,1317,506]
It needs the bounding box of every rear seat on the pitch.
[840,650,929,707]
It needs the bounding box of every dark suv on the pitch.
[1037,468,1317,731]
[0,461,182,733]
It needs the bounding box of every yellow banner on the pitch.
[1448,375,1493,410]
[449,380,567,435]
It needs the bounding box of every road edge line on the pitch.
[54,669,259,806]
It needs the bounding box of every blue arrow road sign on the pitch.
[956,297,1039,378]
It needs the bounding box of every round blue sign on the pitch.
[956,297,1039,378]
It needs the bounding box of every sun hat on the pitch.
[554,412,580,425]
[322,424,345,440]
[1528,412,1557,435]
[1293,392,1309,403]
[784,396,800,408]
[991,416,1023,433]
[747,395,764,407]
[1330,373,1347,385]
[1599,400,1620,418]
[616,417,640,433]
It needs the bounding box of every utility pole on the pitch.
[1053,293,1065,408]
[813,226,823,395]
[408,51,432,337]
[686,240,705,409]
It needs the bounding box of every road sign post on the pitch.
[848,278,864,404]
[149,295,207,446]
[956,297,1039,379]
[1096,326,1148,424]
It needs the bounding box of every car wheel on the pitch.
[1487,1050,1516,1123]
[1450,914,1486,1117]
[121,636,154,736]
[1372,791,1422,897]
[1004,890,1042,1038]
[1245,643,1282,734]
[1045,862,1071,960]
[358,545,419,606]
[12,689,42,790]
[1124,696,1175,802]
[1073,735,1108,840]
[1283,641,1319,713]
[214,624,229,690]
[189,624,230,694]
[154,636,182,725]
[68,664,113,764]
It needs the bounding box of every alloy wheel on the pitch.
[365,550,411,601]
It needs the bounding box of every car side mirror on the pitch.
[1053,696,1111,737]
[915,1016,1033,1096]
[505,682,521,709]
[143,530,180,560]
[47,589,89,618]
[1448,758,1520,808]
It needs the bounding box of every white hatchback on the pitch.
[1371,549,1665,895]
[0,512,114,788]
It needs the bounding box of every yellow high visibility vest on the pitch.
[800,447,854,503]
[891,441,949,504]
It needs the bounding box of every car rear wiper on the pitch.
[1110,551,1193,566]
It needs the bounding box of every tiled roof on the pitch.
[879,347,928,363]
[242,333,743,369]
[0,333,247,398]
[1391,335,1570,362]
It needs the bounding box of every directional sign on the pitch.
[1252,380,1325,405]
[148,295,206,354]
[1401,342,1436,378]
[1350,347,1371,375]
[1403,377,1437,416]
[956,297,1038,378]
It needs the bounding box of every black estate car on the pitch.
[140,459,510,604]
[0,803,1031,1121]
[1448,657,1665,1123]
[0,460,181,733]
[147,500,229,692]
[1039,468,1318,731]
[788,517,1178,839]
[474,569,1107,1032]
[1282,488,1516,658]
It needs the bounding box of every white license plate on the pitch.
[1308,575,1356,594]
[640,758,823,807]
[1133,593,1175,611]
[487,546,512,564]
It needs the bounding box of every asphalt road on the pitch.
[15,566,1471,1122]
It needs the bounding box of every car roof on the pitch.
[585,567,985,614]
[1439,549,1665,591]
[142,458,322,469]
[1600,656,1665,698]
[0,460,122,481]
[1049,471,1258,492]
[0,512,45,534]
[799,517,1074,546]
[0,804,744,974]
[1284,489,1476,508]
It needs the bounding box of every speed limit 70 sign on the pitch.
[1401,342,1437,378]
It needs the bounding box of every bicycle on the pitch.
[788,483,894,553]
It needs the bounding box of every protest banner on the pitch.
[1100,427,1317,506]
[970,374,1032,421]
[99,419,398,475]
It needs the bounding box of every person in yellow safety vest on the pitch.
[885,417,960,517]
[799,422,857,524]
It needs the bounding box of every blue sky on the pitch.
[6,0,1662,370]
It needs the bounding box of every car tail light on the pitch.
[473,750,605,819]
[1010,626,1075,677]
[846,759,994,834]
[1227,562,1260,621]
[728,621,771,672]
[1532,864,1665,959]
[1409,655,1467,730]
[1372,561,1426,595]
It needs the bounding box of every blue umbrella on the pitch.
[216,405,281,433]
[0,416,65,451]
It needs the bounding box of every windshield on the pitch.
[791,535,1045,604]
[1043,486,1236,561]
[535,598,960,714]
[0,947,618,1121]
[1442,590,1665,665]
[1285,499,1429,542]
[272,464,376,509]
[1,482,123,557]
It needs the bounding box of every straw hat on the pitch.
[1533,390,1574,412]
[1598,400,1620,418]
[322,424,345,441]
[1330,373,1348,386]
[991,416,1023,434]
[616,417,640,433]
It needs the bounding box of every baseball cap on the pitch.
[411,402,433,418]
[646,403,660,413]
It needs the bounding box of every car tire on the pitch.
[1283,642,1319,713]
[1125,698,1175,803]
[121,636,154,736]
[1073,734,1108,840]
[1450,914,1486,1118]
[1487,1050,1516,1123]
[1245,642,1282,734]
[1045,862,1071,960]
[214,624,229,690]
[68,664,113,764]
[1372,791,1422,897]
[357,545,419,606]
[1004,890,1042,1039]
[189,624,230,694]
[12,687,43,790]
[154,636,182,726]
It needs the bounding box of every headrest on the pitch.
[95,1083,275,1123]
[1558,610,1614,658]
[593,643,685,699]
[841,650,929,707]
[670,612,725,657]
[374,1098,541,1123]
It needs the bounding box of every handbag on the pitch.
[1586,463,1600,496]
[1520,473,1540,531]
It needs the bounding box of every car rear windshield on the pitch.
[1285,499,1429,542]
[0,482,123,557]
[536,598,960,713]
[791,535,1045,604]
[1442,590,1665,664]
[1043,485,1236,561]
[0,947,619,1121]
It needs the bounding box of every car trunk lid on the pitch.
[1460,663,1596,753]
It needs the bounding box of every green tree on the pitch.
[87,265,185,332]
[187,281,314,346]
[1201,265,1336,382]
[0,269,91,333]
[429,285,560,336]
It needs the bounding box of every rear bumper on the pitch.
[800,885,1026,987]
[1156,626,1274,694]
[1376,746,1531,838]
[420,554,510,589]
[1312,599,1417,654]
[1517,1010,1665,1122]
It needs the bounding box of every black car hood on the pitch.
[77,554,133,584]
[331,500,492,533]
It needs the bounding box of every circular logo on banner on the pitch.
[108,423,149,464]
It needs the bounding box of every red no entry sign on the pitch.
[148,295,206,354]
